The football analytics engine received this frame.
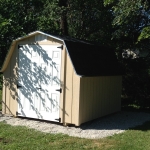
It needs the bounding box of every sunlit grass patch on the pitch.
[1,120,150,150]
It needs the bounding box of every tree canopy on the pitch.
[0,0,45,65]
[1,0,150,61]
[38,0,113,44]
[104,0,150,55]
[0,0,114,66]
[0,0,150,107]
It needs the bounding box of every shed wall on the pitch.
[64,53,80,125]
[2,65,10,114]
[2,46,18,116]
[79,76,122,125]
[2,76,5,113]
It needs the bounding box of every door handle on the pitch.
[36,87,41,90]
[56,88,62,93]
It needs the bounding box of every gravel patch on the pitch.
[0,111,150,139]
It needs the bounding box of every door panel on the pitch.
[18,44,61,121]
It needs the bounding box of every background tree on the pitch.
[104,0,150,52]
[104,0,150,109]
[38,0,113,45]
[1,0,150,109]
[0,0,114,68]
[0,0,45,67]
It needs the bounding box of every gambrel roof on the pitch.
[0,31,122,76]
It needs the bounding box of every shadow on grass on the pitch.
[122,98,150,131]
[129,121,150,131]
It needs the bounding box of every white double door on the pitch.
[18,44,61,121]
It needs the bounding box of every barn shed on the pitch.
[0,31,122,126]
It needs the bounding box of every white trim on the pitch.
[14,31,64,42]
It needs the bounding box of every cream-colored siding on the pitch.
[64,53,80,125]
[9,46,18,116]
[2,76,5,114]
[2,66,10,114]
[78,76,122,125]
[2,46,18,116]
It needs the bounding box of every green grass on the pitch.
[0,121,150,150]
[0,122,114,150]
[106,121,150,150]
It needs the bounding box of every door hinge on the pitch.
[56,88,62,93]
[18,45,23,49]
[55,118,61,122]
[17,84,22,89]
[57,45,63,50]
[16,111,21,116]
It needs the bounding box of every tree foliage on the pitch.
[0,0,114,67]
[104,0,150,108]
[0,0,45,67]
[38,0,113,45]
[104,0,150,52]
[0,0,150,108]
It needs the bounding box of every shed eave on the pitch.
[12,31,64,43]
[35,31,64,42]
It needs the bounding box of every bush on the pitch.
[122,58,150,110]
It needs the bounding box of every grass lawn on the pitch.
[0,122,114,150]
[0,121,150,150]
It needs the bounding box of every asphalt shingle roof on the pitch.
[64,40,122,76]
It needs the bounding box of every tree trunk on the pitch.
[59,0,68,35]
[60,15,68,35]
